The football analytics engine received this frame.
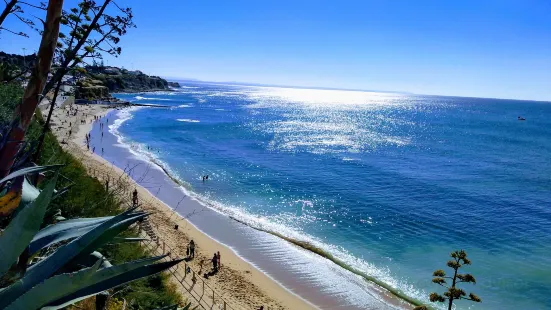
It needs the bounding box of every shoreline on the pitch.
[105,104,420,309]
[46,103,317,310]
[46,101,417,310]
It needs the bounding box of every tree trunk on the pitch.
[0,0,64,178]
[448,266,459,310]
[0,0,18,28]
[33,79,62,163]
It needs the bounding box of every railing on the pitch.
[78,166,240,309]
[136,229,238,310]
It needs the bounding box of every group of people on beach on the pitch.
[85,114,109,154]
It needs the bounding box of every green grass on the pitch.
[0,83,183,309]
[34,120,183,309]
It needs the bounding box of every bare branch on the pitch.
[0,26,27,36]
[18,1,46,10]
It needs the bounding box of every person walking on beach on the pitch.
[217,251,221,269]
[212,253,218,272]
[132,189,139,206]
[92,147,95,153]
[189,240,195,258]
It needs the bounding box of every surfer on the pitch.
[518,116,526,121]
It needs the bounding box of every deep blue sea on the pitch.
[113,83,551,309]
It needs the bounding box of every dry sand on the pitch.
[44,102,318,310]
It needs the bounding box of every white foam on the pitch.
[108,106,144,148]
[342,157,360,161]
[134,96,173,101]
[178,104,192,108]
[176,119,200,123]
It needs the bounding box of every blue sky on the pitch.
[2,0,551,101]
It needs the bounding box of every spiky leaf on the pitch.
[28,216,113,255]
[0,165,63,185]
[37,257,182,310]
[0,173,58,276]
[0,208,142,308]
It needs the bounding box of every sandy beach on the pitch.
[44,102,318,310]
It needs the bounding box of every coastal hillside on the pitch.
[84,65,179,93]
[0,51,37,68]
[1,52,180,99]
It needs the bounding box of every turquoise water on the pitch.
[113,84,551,309]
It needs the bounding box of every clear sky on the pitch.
[2,0,551,101]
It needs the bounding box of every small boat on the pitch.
[518,116,526,121]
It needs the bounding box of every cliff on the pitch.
[0,52,172,98]
[74,79,111,100]
[84,65,170,93]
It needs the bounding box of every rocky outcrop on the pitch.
[168,81,180,88]
[84,65,170,93]
[75,79,110,99]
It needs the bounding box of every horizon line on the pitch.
[161,76,551,104]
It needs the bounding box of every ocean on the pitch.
[110,83,551,309]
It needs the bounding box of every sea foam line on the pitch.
[177,119,200,123]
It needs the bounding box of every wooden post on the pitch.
[224,301,226,310]
[212,290,215,303]
[163,241,166,254]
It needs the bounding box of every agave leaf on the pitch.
[44,258,183,310]
[20,177,41,206]
[0,173,59,277]
[0,207,141,308]
[5,255,177,310]
[28,216,113,255]
[61,251,112,273]
[0,164,64,186]
[66,212,148,264]
[51,184,72,201]
[5,258,103,310]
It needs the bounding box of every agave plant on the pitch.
[0,166,184,309]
